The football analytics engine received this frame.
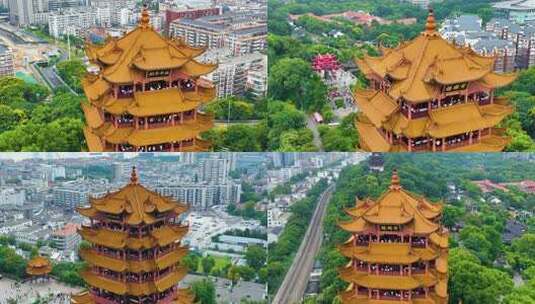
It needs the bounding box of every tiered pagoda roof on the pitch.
[338,170,449,304]
[71,167,194,304]
[26,256,52,277]
[354,8,517,152]
[82,6,216,152]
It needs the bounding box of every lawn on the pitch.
[197,255,232,273]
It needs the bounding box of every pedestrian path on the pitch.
[0,277,81,304]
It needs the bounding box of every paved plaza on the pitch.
[182,274,266,303]
[0,277,81,304]
[0,274,265,304]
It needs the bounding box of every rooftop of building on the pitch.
[0,44,9,54]
[494,0,535,10]
[443,14,482,32]
[52,223,80,237]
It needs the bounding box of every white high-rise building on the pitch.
[8,0,55,26]
[48,8,96,38]
[156,182,241,210]
[200,156,229,183]
[89,0,135,26]
[179,153,196,165]
[208,52,267,98]
[9,0,34,25]
[0,44,14,78]
[0,188,25,206]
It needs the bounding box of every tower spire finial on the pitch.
[139,3,151,29]
[130,166,138,184]
[424,7,437,36]
[390,169,401,190]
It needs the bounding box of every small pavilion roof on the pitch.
[26,256,52,276]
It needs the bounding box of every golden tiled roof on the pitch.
[82,9,216,152]
[82,77,111,102]
[448,133,510,152]
[355,9,517,103]
[77,168,188,225]
[86,113,213,147]
[129,89,201,116]
[179,60,217,77]
[80,246,188,273]
[340,170,441,234]
[173,289,196,304]
[132,47,190,71]
[79,224,188,249]
[82,102,104,129]
[354,89,398,127]
[338,242,420,264]
[345,198,375,217]
[356,116,392,152]
[435,279,448,298]
[85,85,215,117]
[70,291,94,304]
[412,247,440,261]
[85,12,214,85]
[26,256,52,276]
[340,266,438,290]
[70,288,194,304]
[83,126,105,152]
[427,103,488,138]
[435,255,448,274]
[338,216,370,233]
[429,232,449,249]
[386,114,429,138]
[81,267,188,296]
[355,91,513,140]
[480,72,517,88]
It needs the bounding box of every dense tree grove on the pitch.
[0,77,84,151]
[56,60,86,94]
[205,96,260,121]
[51,262,86,286]
[191,279,217,304]
[299,154,535,303]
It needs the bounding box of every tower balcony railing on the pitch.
[412,143,431,152]
[398,139,431,152]
[411,268,426,274]
[412,292,427,299]
[91,267,174,283]
[444,137,481,151]
[377,295,405,301]
[376,270,403,276]
[354,265,368,272]
[91,249,123,260]
[146,121,174,129]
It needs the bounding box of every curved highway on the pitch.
[272,184,335,304]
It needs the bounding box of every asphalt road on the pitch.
[272,184,335,304]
